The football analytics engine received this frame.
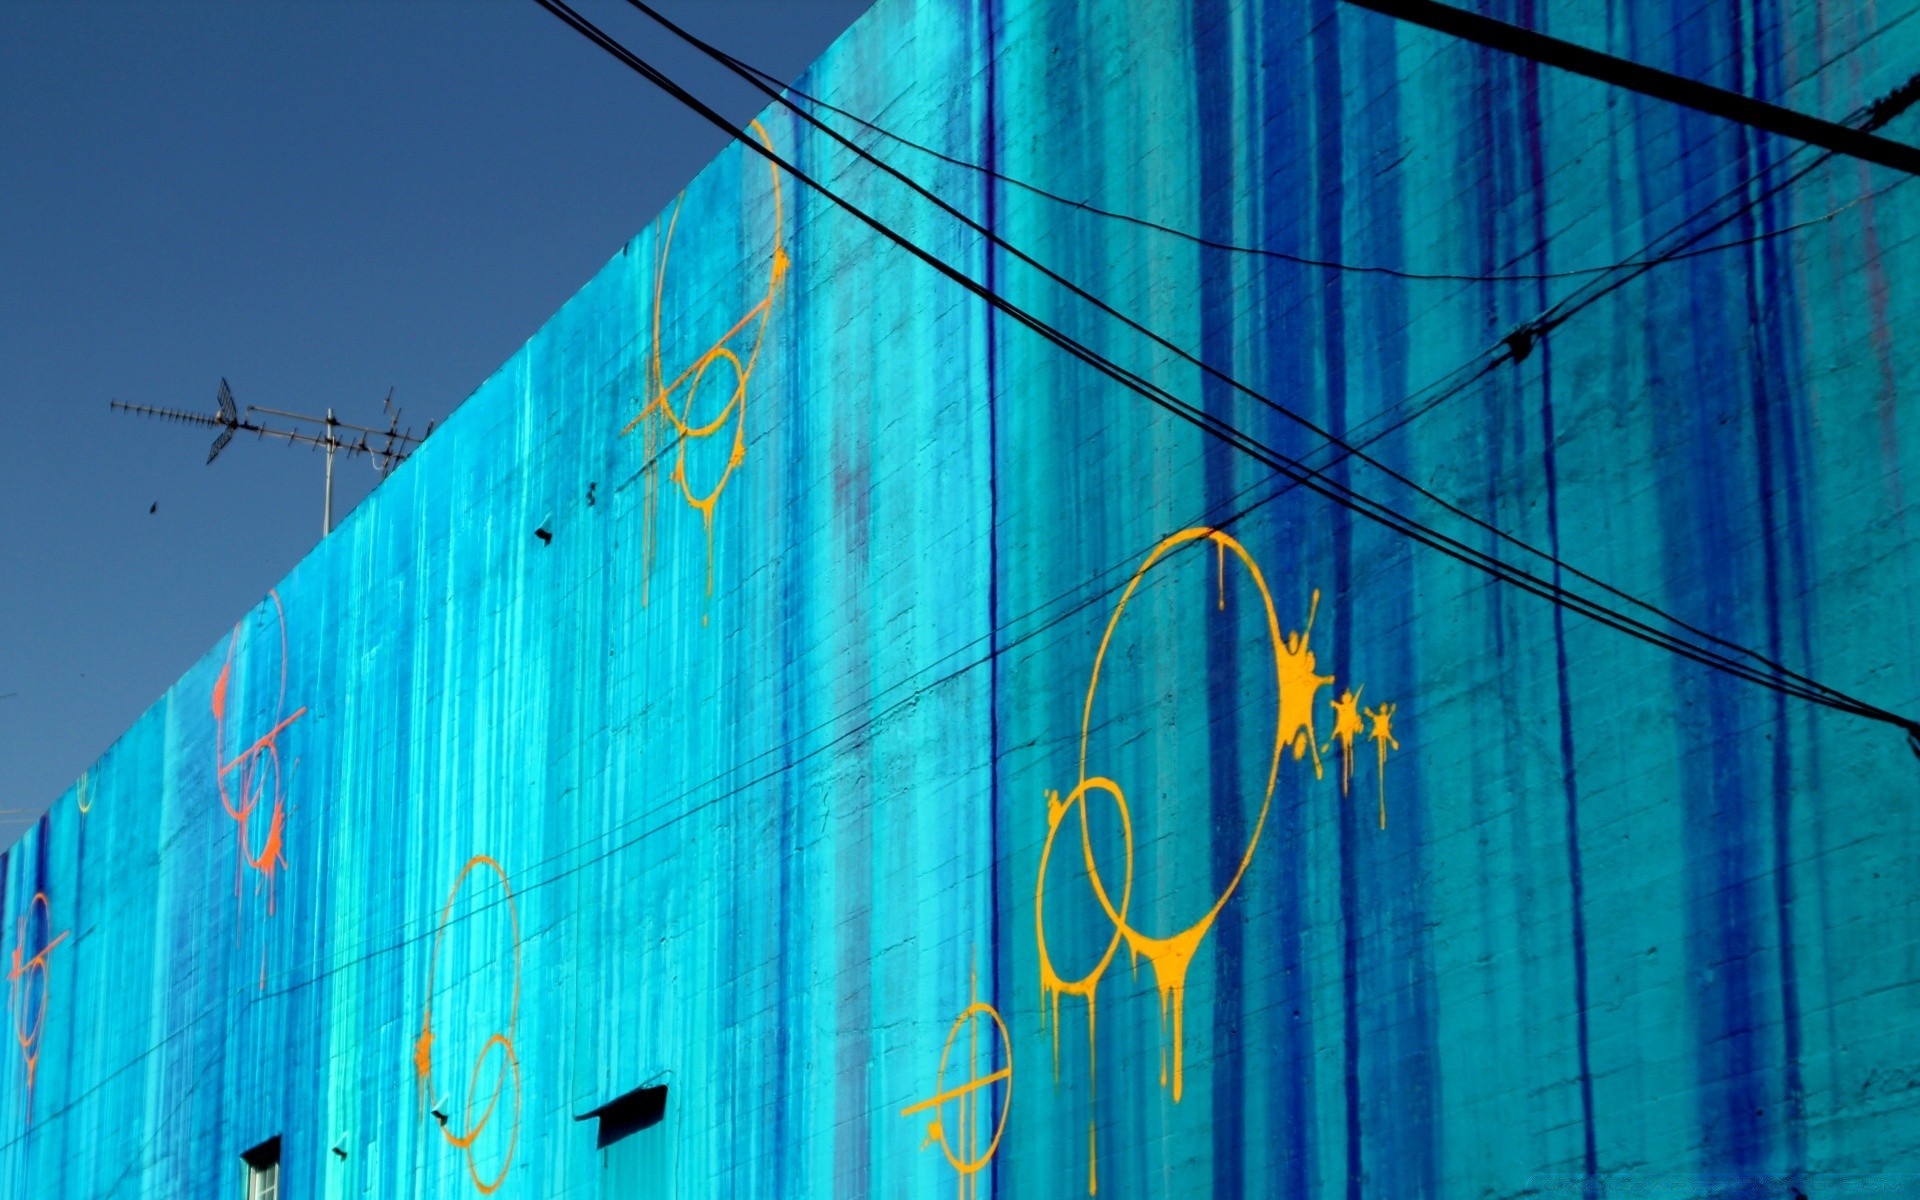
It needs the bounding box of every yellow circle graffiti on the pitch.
[901,980,1013,1200]
[621,119,789,602]
[1036,526,1300,1194]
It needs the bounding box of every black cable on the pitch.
[20,19,1916,1144]
[1314,65,1920,532]
[1531,68,1920,346]
[622,0,1915,726]
[234,19,1920,1018]
[1342,0,1920,176]
[708,22,1919,494]
[531,0,1915,736]
[709,38,1906,284]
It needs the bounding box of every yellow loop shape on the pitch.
[933,1001,1014,1179]
[1075,530,1287,1042]
[1035,527,1289,1195]
[1034,777,1133,1058]
[621,119,788,603]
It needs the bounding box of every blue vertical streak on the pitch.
[32,815,48,906]
[1192,3,1248,1195]
[1307,3,1362,1196]
[1258,3,1319,1191]
[1733,0,1807,1175]
[1511,0,1600,1182]
[1354,10,1441,1193]
[0,848,9,988]
[982,4,1006,1194]
[1665,0,1764,1174]
[771,129,816,1192]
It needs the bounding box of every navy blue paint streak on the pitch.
[1305,4,1365,1195]
[1662,0,1767,1175]
[1507,0,1601,1181]
[771,122,819,1191]
[1256,2,1323,1191]
[1730,0,1809,1176]
[981,3,1007,1192]
[1190,3,1249,1195]
[1350,9,1442,1193]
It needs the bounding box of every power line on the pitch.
[532,0,1915,738]
[19,14,1917,1144]
[612,0,1916,732]
[1342,0,1920,177]
[707,39,1907,284]
[82,11,1872,1049]
[701,17,1920,493]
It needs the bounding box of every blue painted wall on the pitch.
[7,0,1920,1195]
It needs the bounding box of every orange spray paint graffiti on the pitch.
[621,119,788,612]
[1034,526,1402,1192]
[415,856,522,1195]
[900,968,1013,1200]
[8,892,68,1125]
[213,589,306,929]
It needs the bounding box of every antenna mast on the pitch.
[112,379,433,535]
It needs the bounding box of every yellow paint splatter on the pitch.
[1277,589,1333,778]
[1366,702,1399,829]
[1031,527,1403,1191]
[622,120,788,611]
[1329,686,1364,796]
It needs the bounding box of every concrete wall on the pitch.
[6,0,1919,1195]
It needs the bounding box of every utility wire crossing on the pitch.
[535,0,1919,742]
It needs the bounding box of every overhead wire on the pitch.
[87,0,1917,1028]
[23,9,1920,1148]
[604,0,1916,733]
[1288,63,1920,519]
[642,0,1920,713]
[1521,65,1920,348]
[706,36,1910,284]
[690,13,1920,499]
[210,1,1920,1023]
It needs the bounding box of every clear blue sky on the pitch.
[0,0,874,844]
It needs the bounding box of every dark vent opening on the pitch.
[578,1084,668,1149]
[241,1135,281,1170]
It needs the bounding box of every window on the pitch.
[241,1136,280,1200]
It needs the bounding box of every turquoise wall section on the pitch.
[7,0,1920,1195]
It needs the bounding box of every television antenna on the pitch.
[112,379,433,535]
